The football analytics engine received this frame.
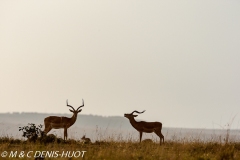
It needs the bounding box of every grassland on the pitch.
[1,136,240,160]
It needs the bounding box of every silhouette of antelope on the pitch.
[43,99,84,141]
[124,110,164,145]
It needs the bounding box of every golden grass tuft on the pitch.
[1,135,240,160]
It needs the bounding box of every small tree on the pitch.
[19,123,43,142]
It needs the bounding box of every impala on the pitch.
[124,110,164,145]
[43,99,84,140]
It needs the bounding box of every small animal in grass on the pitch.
[81,135,91,144]
[142,139,154,143]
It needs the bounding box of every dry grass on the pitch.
[1,136,240,160]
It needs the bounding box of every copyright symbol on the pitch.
[1,151,8,157]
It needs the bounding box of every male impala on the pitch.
[43,99,84,140]
[124,110,164,145]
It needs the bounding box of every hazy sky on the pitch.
[1,1,240,129]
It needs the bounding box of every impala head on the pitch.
[66,99,84,116]
[124,110,145,119]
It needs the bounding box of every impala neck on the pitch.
[128,117,138,128]
[69,113,78,124]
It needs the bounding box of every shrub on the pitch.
[19,123,43,143]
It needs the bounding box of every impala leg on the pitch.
[64,128,68,141]
[160,132,164,144]
[66,129,68,140]
[139,132,143,143]
[154,130,164,145]
[158,132,164,145]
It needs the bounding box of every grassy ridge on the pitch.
[1,137,240,160]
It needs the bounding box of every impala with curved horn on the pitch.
[124,110,164,145]
[43,99,84,140]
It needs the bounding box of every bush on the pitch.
[19,123,43,143]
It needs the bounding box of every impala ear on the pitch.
[133,115,138,117]
[78,109,82,113]
[69,109,74,112]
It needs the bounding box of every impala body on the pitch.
[124,110,164,145]
[44,99,84,140]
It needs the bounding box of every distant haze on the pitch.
[1,113,240,142]
[0,1,240,129]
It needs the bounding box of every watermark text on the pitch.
[1,150,86,158]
